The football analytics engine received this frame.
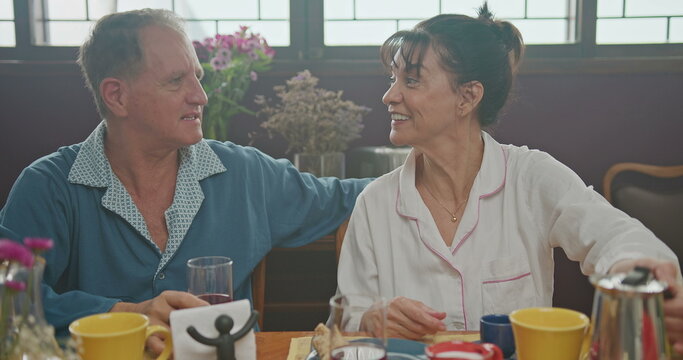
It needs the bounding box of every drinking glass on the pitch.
[327,294,387,360]
[186,256,233,305]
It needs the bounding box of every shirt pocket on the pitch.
[480,256,536,315]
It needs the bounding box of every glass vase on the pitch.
[1,257,64,359]
[294,152,346,178]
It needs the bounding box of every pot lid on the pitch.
[590,266,668,295]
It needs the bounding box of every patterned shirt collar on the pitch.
[68,121,226,186]
[68,121,226,273]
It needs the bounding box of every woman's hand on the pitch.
[110,290,209,356]
[610,258,683,353]
[361,296,446,340]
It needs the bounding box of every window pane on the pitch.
[176,0,257,20]
[45,0,87,20]
[398,20,420,31]
[512,19,568,44]
[186,20,218,41]
[217,20,289,46]
[36,0,290,46]
[88,1,118,19]
[0,21,15,46]
[441,0,480,16]
[189,20,289,45]
[597,18,668,44]
[488,0,525,18]
[527,0,567,18]
[46,21,94,46]
[355,0,438,19]
[325,20,397,45]
[325,0,575,46]
[0,0,13,20]
[597,0,623,17]
[260,0,289,19]
[443,0,525,18]
[324,0,354,20]
[625,0,683,17]
[670,17,683,43]
[117,0,173,12]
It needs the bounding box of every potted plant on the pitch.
[193,26,275,141]
[254,70,370,178]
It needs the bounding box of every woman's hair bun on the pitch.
[477,2,495,23]
[476,1,524,68]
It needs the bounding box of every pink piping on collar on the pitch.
[393,145,510,332]
[451,146,509,256]
[395,187,468,330]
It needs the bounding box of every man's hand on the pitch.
[361,296,446,340]
[110,290,209,356]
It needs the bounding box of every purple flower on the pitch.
[0,239,34,268]
[250,71,258,81]
[216,47,232,61]
[248,50,259,60]
[4,280,26,292]
[236,38,249,53]
[220,34,235,48]
[210,56,229,71]
[23,237,53,253]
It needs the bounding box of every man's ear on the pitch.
[100,77,128,117]
[457,81,484,117]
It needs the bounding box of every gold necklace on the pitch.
[422,182,468,222]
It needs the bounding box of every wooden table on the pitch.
[255,331,480,359]
[256,331,314,359]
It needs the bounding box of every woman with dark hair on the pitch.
[336,4,681,343]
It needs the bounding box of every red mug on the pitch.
[425,341,503,360]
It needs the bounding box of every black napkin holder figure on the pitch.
[186,310,260,360]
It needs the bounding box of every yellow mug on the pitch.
[509,307,589,360]
[69,312,172,360]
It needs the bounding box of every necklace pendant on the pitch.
[451,216,457,222]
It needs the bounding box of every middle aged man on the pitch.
[0,8,370,354]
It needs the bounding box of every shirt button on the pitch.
[158,272,166,280]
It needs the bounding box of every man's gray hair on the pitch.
[78,8,186,117]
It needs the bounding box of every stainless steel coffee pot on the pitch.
[582,266,670,360]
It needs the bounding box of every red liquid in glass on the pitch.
[197,293,232,305]
[331,343,387,360]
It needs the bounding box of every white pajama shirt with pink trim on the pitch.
[336,131,677,331]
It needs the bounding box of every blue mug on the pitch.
[480,314,515,358]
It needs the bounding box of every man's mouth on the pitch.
[181,114,200,121]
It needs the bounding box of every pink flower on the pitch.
[250,71,258,81]
[0,239,34,268]
[220,34,235,48]
[210,56,229,71]
[216,47,232,61]
[4,280,26,292]
[23,237,53,253]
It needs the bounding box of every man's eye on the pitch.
[388,76,396,84]
[406,77,418,85]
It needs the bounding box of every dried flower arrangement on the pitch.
[254,70,370,154]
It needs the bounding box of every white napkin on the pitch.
[170,299,256,360]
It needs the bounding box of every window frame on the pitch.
[0,0,682,73]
